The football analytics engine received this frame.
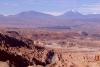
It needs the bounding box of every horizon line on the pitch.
[0,10,100,16]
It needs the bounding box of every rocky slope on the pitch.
[0,29,100,67]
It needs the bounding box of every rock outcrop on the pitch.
[0,33,59,67]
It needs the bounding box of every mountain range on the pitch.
[0,11,100,33]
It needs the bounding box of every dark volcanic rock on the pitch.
[0,50,29,67]
[0,33,33,48]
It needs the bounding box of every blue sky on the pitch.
[0,0,100,16]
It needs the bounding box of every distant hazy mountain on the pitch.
[59,11,100,20]
[11,11,54,19]
[0,11,57,27]
[0,10,100,33]
[59,11,84,19]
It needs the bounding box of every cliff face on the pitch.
[0,33,57,67]
[0,30,100,67]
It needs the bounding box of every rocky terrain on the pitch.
[0,28,100,67]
